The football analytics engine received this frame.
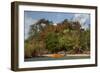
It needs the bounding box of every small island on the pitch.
[24,11,90,61]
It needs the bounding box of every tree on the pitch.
[25,19,53,57]
[45,32,60,53]
[24,41,33,58]
[58,31,75,54]
[28,18,53,40]
[24,18,90,58]
[80,29,90,51]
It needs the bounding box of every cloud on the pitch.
[73,14,90,29]
[24,16,38,39]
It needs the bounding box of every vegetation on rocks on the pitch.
[24,18,90,58]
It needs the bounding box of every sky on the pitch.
[24,11,90,39]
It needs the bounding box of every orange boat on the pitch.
[48,54,64,58]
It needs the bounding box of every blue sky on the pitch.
[24,11,90,39]
[24,11,75,23]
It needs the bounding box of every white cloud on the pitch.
[73,14,90,29]
[24,16,38,39]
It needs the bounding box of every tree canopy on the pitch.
[24,18,90,58]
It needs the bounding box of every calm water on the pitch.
[25,56,90,62]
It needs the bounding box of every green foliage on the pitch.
[24,18,90,57]
[24,42,33,58]
[45,32,60,53]
[80,29,90,51]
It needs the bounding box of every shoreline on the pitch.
[43,54,90,57]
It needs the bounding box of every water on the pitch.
[25,56,90,62]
